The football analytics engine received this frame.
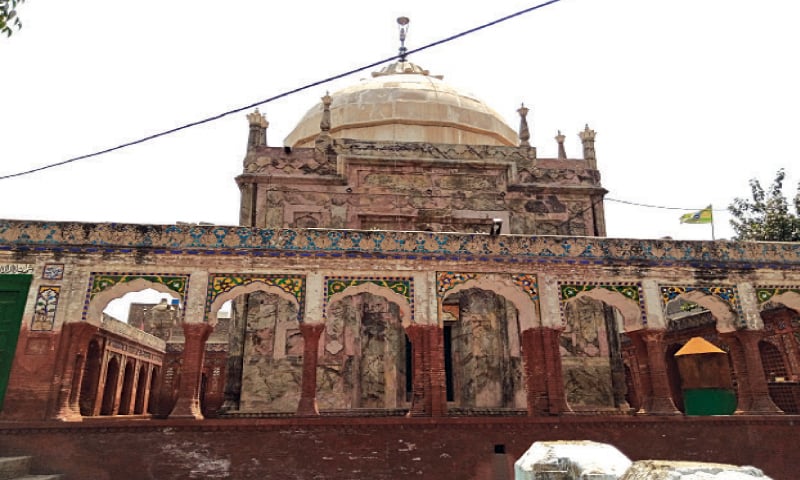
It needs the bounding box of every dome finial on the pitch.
[397,16,410,61]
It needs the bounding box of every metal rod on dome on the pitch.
[397,16,410,61]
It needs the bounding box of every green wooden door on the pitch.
[0,274,32,411]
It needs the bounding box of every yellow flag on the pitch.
[680,205,713,224]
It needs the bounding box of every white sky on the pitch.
[2,0,798,241]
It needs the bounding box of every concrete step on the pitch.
[0,457,31,480]
[0,456,62,480]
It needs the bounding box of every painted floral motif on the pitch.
[90,274,188,299]
[756,286,800,304]
[561,284,640,303]
[436,272,478,298]
[511,274,539,302]
[31,286,60,331]
[660,286,741,317]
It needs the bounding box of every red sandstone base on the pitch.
[0,416,795,480]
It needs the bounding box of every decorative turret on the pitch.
[517,103,531,147]
[246,108,268,150]
[555,130,567,160]
[315,93,334,152]
[579,124,597,169]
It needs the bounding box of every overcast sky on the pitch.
[2,0,798,241]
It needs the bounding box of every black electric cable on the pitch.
[0,0,562,181]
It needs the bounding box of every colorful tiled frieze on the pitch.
[559,282,646,325]
[324,276,414,317]
[1,220,800,267]
[755,286,800,305]
[31,285,60,331]
[205,274,306,321]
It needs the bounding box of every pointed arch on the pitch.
[440,276,538,330]
[208,281,301,325]
[674,290,738,333]
[86,277,182,324]
[761,291,800,315]
[565,288,643,332]
[327,282,412,327]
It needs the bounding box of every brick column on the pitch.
[639,329,680,415]
[521,328,547,415]
[626,330,654,414]
[169,322,212,419]
[406,325,427,416]
[542,327,569,414]
[521,327,569,415]
[427,325,447,417]
[734,330,783,414]
[296,323,324,416]
[406,324,446,417]
[53,322,100,421]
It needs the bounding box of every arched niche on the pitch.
[327,282,412,328]
[565,287,643,332]
[86,277,182,325]
[674,290,739,333]
[761,291,800,315]
[209,281,301,325]
[440,277,538,331]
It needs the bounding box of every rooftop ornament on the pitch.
[397,16,410,61]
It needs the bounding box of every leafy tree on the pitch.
[728,169,800,242]
[0,0,24,37]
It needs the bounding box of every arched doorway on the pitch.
[117,360,135,415]
[100,356,120,415]
[79,340,102,416]
[441,288,524,409]
[133,364,149,414]
[320,292,408,410]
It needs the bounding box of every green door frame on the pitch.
[0,274,33,412]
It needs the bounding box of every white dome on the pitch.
[284,61,518,148]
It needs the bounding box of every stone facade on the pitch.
[1,58,799,480]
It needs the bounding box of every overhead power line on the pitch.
[0,0,563,181]
[605,197,729,212]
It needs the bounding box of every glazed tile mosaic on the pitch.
[1,221,798,268]
[510,274,539,302]
[436,272,479,298]
[323,276,414,318]
[82,272,190,321]
[205,274,306,321]
[31,285,60,331]
[559,282,646,325]
[755,286,800,305]
[42,263,64,280]
[660,285,744,325]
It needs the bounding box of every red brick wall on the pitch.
[0,416,795,480]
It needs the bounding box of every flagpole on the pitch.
[710,205,716,241]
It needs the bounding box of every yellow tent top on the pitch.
[674,336,726,356]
